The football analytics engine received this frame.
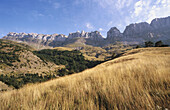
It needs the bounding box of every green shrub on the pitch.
[155,40,163,47]
[145,41,154,47]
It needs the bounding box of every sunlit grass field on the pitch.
[0,47,170,110]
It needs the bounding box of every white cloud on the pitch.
[133,1,144,16]
[86,23,94,29]
[126,0,133,7]
[131,0,170,23]
[99,28,103,31]
[116,0,126,9]
[74,0,133,12]
[93,0,133,10]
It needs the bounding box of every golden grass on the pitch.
[52,47,73,51]
[0,81,14,91]
[0,47,170,110]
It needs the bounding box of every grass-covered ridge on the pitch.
[0,47,169,109]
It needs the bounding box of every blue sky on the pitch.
[0,0,169,38]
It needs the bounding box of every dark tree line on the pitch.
[136,40,169,48]
[145,40,169,47]
[33,49,103,76]
[0,74,56,89]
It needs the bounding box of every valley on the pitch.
[0,39,103,89]
[0,47,169,109]
[0,16,169,110]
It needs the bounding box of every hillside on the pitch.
[0,39,102,89]
[0,47,169,109]
[0,39,59,75]
[64,42,134,61]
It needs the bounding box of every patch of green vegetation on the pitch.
[0,40,24,66]
[145,40,169,47]
[0,40,104,89]
[33,49,103,75]
[0,74,56,89]
[0,48,103,89]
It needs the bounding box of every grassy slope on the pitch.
[0,81,14,92]
[52,47,73,51]
[0,39,60,75]
[65,43,134,61]
[0,47,170,109]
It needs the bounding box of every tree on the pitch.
[136,45,141,48]
[155,40,163,47]
[145,41,154,47]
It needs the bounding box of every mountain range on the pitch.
[3,16,170,47]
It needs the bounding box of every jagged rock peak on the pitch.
[88,31,104,40]
[107,27,122,38]
[106,27,123,42]
[4,32,68,42]
[68,30,104,39]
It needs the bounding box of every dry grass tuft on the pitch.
[0,47,170,110]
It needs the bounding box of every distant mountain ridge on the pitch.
[107,16,170,45]
[3,16,170,47]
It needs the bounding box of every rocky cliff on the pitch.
[3,32,68,47]
[107,16,170,45]
[106,27,123,43]
[3,16,170,47]
[4,31,105,47]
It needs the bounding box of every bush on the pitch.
[155,40,163,47]
[136,45,141,48]
[145,41,154,47]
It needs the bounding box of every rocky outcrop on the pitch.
[3,32,68,46]
[67,31,105,46]
[123,22,152,37]
[106,27,123,43]
[4,31,105,47]
[3,16,170,47]
[107,16,170,45]
[5,32,68,42]
[68,31,104,40]
[150,17,170,29]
